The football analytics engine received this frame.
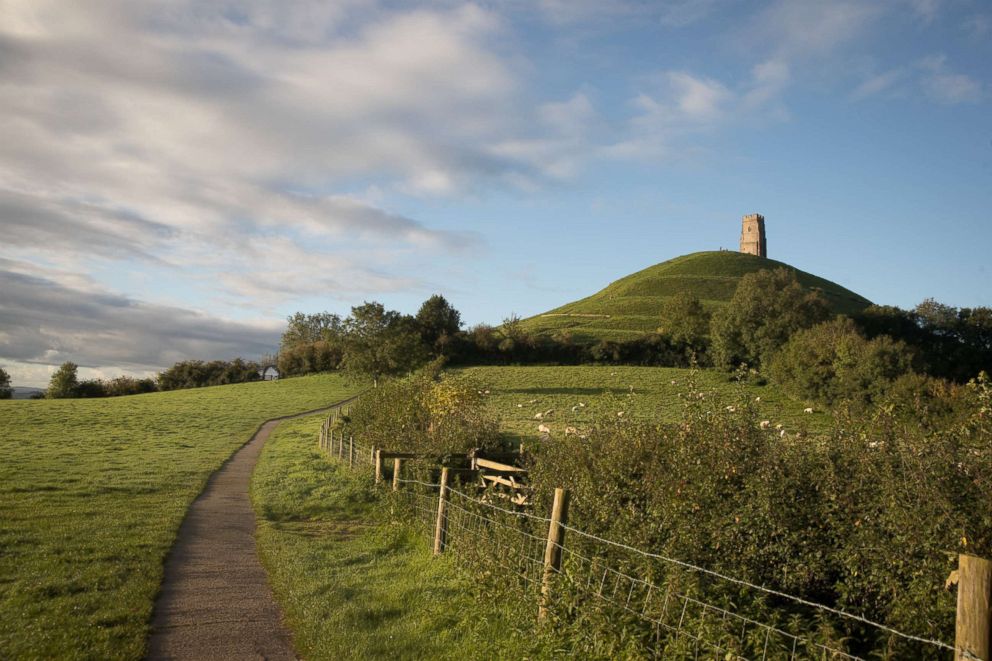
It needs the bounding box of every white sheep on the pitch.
[516,404,523,408]
[760,420,771,429]
[578,402,586,408]
[533,412,543,420]
[564,426,578,436]
[803,407,814,414]
[725,405,736,412]
[617,411,625,418]
[775,423,783,430]
[537,423,551,434]
[571,405,579,413]
[780,429,786,437]
[544,409,554,416]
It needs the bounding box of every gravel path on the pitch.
[146,403,351,660]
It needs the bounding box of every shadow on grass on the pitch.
[500,387,632,396]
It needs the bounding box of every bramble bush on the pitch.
[346,368,992,658]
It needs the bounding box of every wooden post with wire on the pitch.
[349,435,354,468]
[392,458,401,491]
[338,429,345,460]
[433,467,450,555]
[956,553,992,661]
[374,449,383,484]
[539,487,570,623]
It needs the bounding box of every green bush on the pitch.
[711,268,831,369]
[769,317,914,406]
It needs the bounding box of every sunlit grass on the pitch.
[0,374,361,660]
[252,415,536,660]
[457,365,831,443]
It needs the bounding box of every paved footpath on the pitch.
[146,404,347,660]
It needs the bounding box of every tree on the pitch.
[280,312,344,351]
[710,268,831,369]
[0,367,11,400]
[342,302,428,387]
[658,292,711,349]
[47,362,79,399]
[415,294,462,355]
[769,317,913,405]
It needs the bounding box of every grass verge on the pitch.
[0,374,361,660]
[252,414,538,660]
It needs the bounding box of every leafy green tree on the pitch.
[710,268,831,369]
[658,291,711,349]
[280,312,344,350]
[415,294,462,354]
[0,367,12,399]
[47,361,79,399]
[342,302,428,387]
[769,317,914,405]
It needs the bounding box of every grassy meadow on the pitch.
[0,374,361,660]
[457,365,831,442]
[252,414,535,659]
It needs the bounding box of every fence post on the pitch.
[349,435,354,468]
[375,449,383,485]
[392,458,401,491]
[433,467,450,555]
[956,554,992,661]
[539,487,570,623]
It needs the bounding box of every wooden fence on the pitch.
[315,410,992,660]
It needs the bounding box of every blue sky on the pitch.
[1,0,990,386]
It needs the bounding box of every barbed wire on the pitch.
[557,522,955,654]
[318,430,960,659]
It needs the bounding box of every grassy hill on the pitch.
[520,251,872,342]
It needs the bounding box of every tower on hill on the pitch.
[739,213,767,258]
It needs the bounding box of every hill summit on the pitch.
[520,251,872,342]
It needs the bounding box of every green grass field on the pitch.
[520,251,872,341]
[0,374,361,660]
[252,414,535,659]
[457,365,831,442]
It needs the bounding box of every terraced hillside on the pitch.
[521,251,871,342]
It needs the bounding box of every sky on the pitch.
[1,0,990,387]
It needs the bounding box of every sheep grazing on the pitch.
[725,405,736,412]
[484,390,490,395]
[564,426,578,436]
[571,405,579,413]
[803,407,814,414]
[537,424,551,434]
[775,423,783,430]
[516,404,523,408]
[780,429,786,437]
[578,402,586,408]
[754,396,761,402]
[617,411,625,418]
[759,420,771,429]
[533,412,543,420]
[543,409,554,417]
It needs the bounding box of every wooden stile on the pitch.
[539,488,570,622]
[956,553,992,661]
[433,467,450,555]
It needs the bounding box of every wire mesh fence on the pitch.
[314,423,973,660]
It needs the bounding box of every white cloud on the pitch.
[918,54,984,104]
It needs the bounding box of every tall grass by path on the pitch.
[0,374,361,660]
[251,414,538,660]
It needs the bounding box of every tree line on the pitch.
[14,270,989,402]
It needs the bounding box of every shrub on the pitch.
[769,317,914,406]
[0,367,11,399]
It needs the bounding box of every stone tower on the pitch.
[739,213,767,258]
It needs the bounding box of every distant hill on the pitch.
[11,387,45,400]
[520,251,872,342]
